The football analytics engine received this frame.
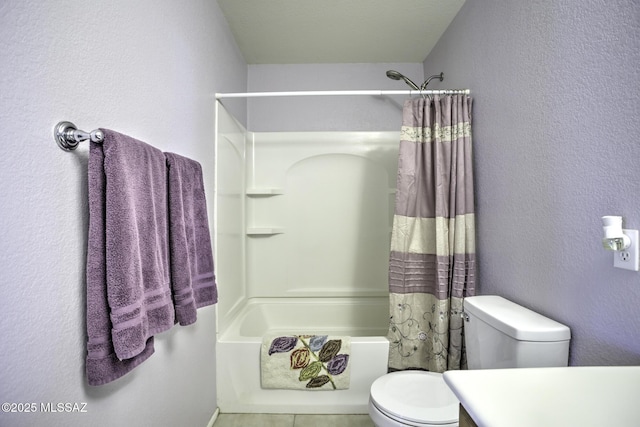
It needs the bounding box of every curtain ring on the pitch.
[419,90,432,101]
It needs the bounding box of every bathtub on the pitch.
[216,297,390,414]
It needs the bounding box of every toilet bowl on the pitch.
[368,371,459,427]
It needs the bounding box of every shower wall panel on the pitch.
[215,104,247,331]
[245,132,399,298]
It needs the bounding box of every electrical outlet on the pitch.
[614,229,639,271]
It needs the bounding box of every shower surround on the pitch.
[214,102,397,413]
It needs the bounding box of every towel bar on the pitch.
[54,121,104,151]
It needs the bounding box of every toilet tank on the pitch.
[463,296,571,369]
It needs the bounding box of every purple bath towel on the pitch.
[165,152,218,326]
[86,129,175,386]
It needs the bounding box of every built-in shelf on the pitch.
[246,227,285,236]
[246,188,283,196]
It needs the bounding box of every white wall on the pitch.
[247,63,424,131]
[0,1,246,426]
[423,1,640,365]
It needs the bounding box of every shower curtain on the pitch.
[387,95,476,373]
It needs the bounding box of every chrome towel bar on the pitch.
[54,121,104,151]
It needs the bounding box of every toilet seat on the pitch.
[369,371,459,426]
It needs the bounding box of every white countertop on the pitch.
[443,366,640,427]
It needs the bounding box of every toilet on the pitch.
[369,295,571,426]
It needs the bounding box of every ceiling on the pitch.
[217,0,466,64]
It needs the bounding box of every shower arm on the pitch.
[420,73,444,91]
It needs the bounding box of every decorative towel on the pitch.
[165,152,218,326]
[86,129,175,386]
[261,335,351,390]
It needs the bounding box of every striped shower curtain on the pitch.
[387,95,476,372]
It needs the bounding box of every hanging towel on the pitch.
[165,152,218,326]
[86,129,175,386]
[261,335,351,390]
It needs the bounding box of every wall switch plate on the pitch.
[614,229,639,271]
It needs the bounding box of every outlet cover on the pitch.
[614,229,639,271]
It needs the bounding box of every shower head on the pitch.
[386,70,419,91]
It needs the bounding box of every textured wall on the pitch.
[247,63,424,131]
[0,1,246,426]
[423,0,640,365]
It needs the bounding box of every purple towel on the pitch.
[165,152,218,326]
[86,129,175,386]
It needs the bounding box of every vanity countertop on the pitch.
[443,366,640,427]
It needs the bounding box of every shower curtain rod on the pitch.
[215,89,470,99]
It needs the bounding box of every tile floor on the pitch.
[213,413,375,427]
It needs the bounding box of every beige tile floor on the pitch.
[213,413,375,427]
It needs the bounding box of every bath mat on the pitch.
[261,334,351,390]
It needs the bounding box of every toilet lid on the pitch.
[370,371,459,425]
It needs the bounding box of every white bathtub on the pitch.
[216,297,390,414]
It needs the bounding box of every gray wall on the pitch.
[423,1,640,365]
[0,1,246,426]
[247,63,424,131]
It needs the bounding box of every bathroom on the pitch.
[1,1,640,426]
